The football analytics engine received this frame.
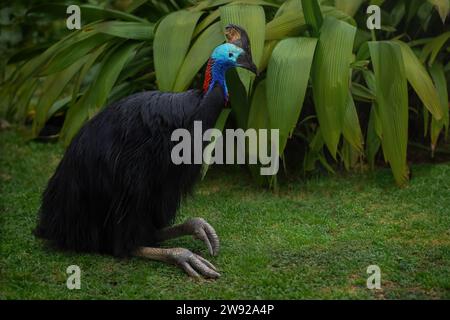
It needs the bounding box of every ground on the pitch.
[0,129,449,299]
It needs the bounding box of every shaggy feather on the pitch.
[35,85,225,257]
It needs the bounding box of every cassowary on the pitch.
[34,25,257,279]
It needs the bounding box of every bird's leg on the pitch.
[155,218,220,256]
[134,247,220,279]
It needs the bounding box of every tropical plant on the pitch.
[1,0,449,188]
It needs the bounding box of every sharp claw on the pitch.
[181,262,201,278]
[201,222,219,255]
[190,256,220,279]
[171,248,219,279]
[196,255,218,272]
[186,218,220,256]
[197,228,214,256]
[203,224,220,256]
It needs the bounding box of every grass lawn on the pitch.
[1,129,449,299]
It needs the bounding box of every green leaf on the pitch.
[7,44,49,65]
[61,42,140,145]
[201,109,231,179]
[342,92,363,152]
[248,79,269,131]
[248,80,269,172]
[40,33,112,76]
[94,21,154,40]
[275,0,303,18]
[126,0,148,13]
[265,11,307,41]
[304,128,335,173]
[341,139,360,170]
[421,31,450,66]
[70,43,108,107]
[321,6,356,26]
[88,42,140,116]
[428,0,450,23]
[193,9,220,37]
[247,79,274,186]
[47,96,76,120]
[10,28,97,87]
[311,17,356,157]
[194,0,278,11]
[265,5,353,41]
[429,62,449,149]
[14,79,38,123]
[405,0,423,25]
[33,57,89,137]
[28,4,148,23]
[154,10,203,91]
[266,37,317,154]
[396,40,443,120]
[301,0,323,37]
[366,104,382,169]
[260,40,279,71]
[350,59,370,70]
[335,0,364,17]
[173,22,224,92]
[351,82,375,102]
[369,41,409,186]
[226,69,250,130]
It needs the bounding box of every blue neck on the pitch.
[205,59,229,100]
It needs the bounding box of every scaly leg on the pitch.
[155,217,220,256]
[134,247,220,279]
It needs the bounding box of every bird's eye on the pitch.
[229,53,234,58]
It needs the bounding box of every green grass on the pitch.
[1,129,450,300]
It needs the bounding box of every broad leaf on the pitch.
[247,79,271,186]
[266,37,317,154]
[61,42,139,145]
[154,10,203,91]
[421,31,450,66]
[342,92,363,152]
[94,21,154,40]
[40,33,112,76]
[201,109,232,179]
[429,62,449,149]
[335,0,364,17]
[173,22,224,92]
[369,41,409,186]
[366,104,382,169]
[311,17,356,157]
[33,57,89,137]
[10,27,98,87]
[265,11,307,41]
[396,40,443,120]
[301,0,323,37]
[28,4,148,23]
[226,69,250,130]
[194,0,277,11]
[428,0,450,23]
[193,9,220,37]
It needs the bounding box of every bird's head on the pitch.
[210,43,257,74]
[203,24,257,97]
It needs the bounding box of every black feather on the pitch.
[35,84,225,257]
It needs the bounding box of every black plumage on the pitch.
[34,25,257,278]
[34,85,224,257]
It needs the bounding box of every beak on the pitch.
[236,52,258,75]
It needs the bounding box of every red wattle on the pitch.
[203,59,213,93]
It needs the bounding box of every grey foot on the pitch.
[184,218,220,256]
[170,248,220,279]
